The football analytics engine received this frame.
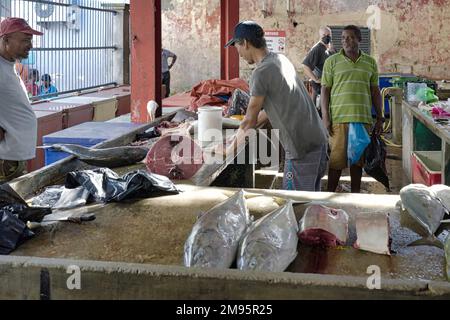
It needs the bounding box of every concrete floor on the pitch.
[256,145,406,195]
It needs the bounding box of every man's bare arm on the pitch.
[216,96,265,156]
[169,55,177,69]
[302,64,320,83]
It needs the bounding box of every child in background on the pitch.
[39,73,58,97]
[25,68,40,99]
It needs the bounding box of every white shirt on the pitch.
[0,55,37,160]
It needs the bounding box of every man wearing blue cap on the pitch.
[224,21,328,192]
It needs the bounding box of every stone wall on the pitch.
[162,0,450,93]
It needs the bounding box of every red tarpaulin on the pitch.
[188,78,249,112]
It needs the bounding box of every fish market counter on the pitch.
[403,101,450,185]
[1,187,450,299]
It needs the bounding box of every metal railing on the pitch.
[1,0,118,100]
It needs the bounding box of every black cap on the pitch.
[224,21,264,48]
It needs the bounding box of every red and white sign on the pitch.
[265,30,286,53]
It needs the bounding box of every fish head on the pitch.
[239,239,279,271]
[400,185,446,236]
[187,229,230,269]
[217,211,248,244]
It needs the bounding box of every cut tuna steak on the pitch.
[354,213,391,255]
[145,134,204,180]
[298,205,349,247]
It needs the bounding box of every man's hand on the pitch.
[374,118,384,136]
[240,116,258,132]
[322,117,333,136]
[0,127,4,141]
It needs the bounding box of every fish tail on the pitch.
[408,236,444,250]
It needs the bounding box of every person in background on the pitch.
[162,48,177,98]
[302,26,335,114]
[321,25,383,193]
[15,60,28,83]
[224,21,329,192]
[25,68,39,99]
[40,73,58,98]
[0,17,43,182]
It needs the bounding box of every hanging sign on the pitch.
[265,30,286,53]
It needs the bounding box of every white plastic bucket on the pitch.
[197,106,223,143]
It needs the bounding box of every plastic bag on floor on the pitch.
[364,133,390,191]
[0,184,51,223]
[31,186,90,210]
[31,186,64,208]
[0,210,34,254]
[347,123,370,166]
[65,168,179,203]
[1,204,51,223]
[53,187,90,210]
[0,184,28,208]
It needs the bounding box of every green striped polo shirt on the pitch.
[321,49,379,124]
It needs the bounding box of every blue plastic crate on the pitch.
[43,121,143,166]
[371,73,415,117]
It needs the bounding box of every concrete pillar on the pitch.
[103,3,130,86]
[130,0,162,123]
[220,0,240,80]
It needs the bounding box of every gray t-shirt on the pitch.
[0,55,37,161]
[251,52,327,160]
[162,49,175,73]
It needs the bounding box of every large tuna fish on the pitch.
[237,201,298,272]
[298,205,349,247]
[399,184,448,249]
[49,144,149,168]
[184,190,250,269]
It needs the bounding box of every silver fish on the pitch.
[184,190,251,269]
[237,201,298,272]
[399,184,447,249]
[50,144,149,168]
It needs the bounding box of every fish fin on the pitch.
[408,236,444,249]
[441,219,450,224]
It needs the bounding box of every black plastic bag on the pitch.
[0,184,51,223]
[1,204,51,223]
[0,210,34,255]
[65,168,180,203]
[0,184,27,208]
[364,133,390,191]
